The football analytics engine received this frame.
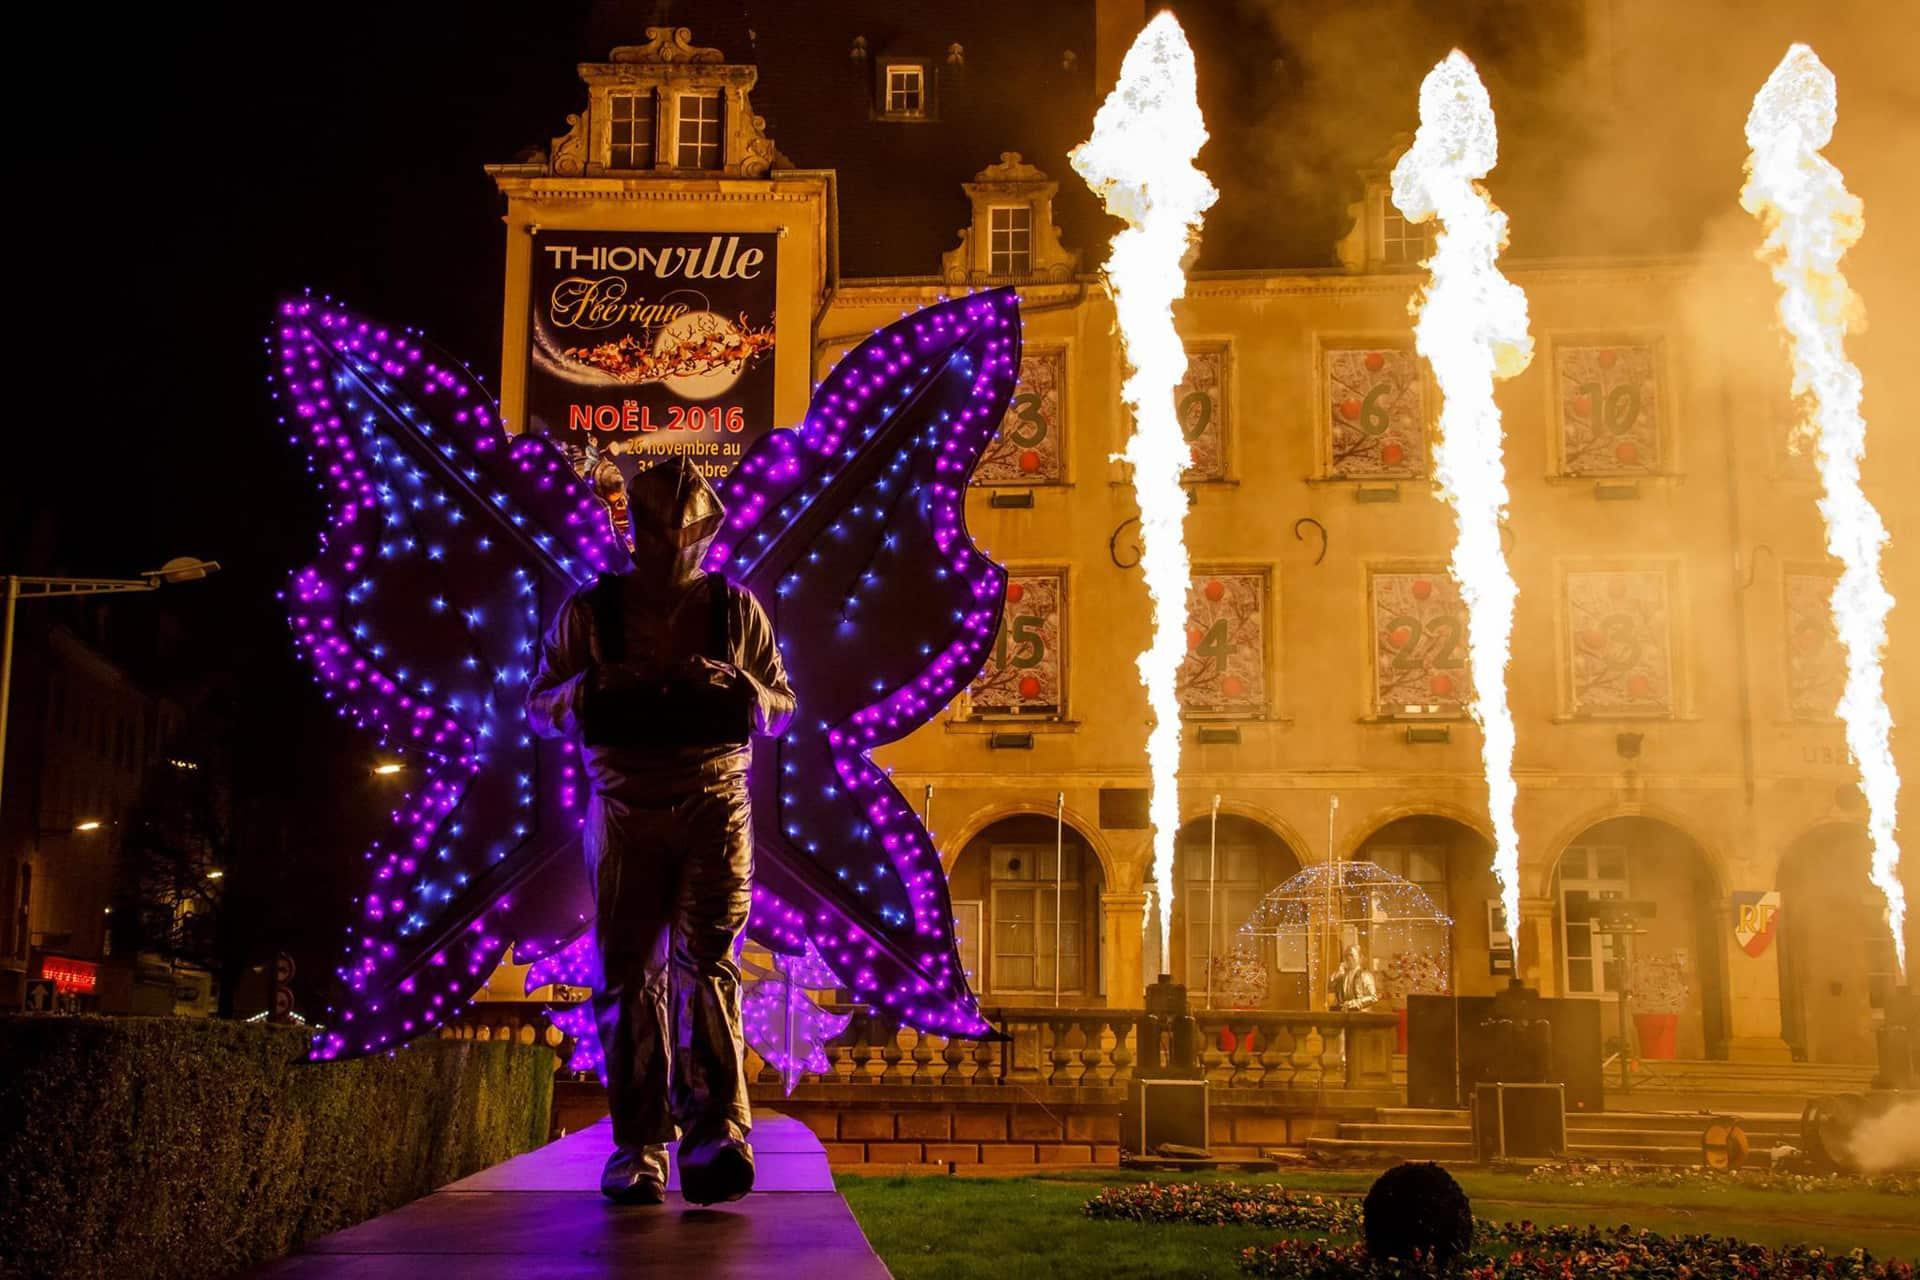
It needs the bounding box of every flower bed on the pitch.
[1084,1181,1363,1234]
[1241,1223,1915,1278]
[1524,1160,1920,1197]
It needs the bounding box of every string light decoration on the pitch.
[269,289,1019,1061]
[1237,861,1453,1006]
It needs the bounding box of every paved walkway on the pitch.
[250,1113,890,1278]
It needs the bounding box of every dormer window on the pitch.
[1378,189,1434,267]
[886,64,925,116]
[989,205,1032,276]
[675,92,723,169]
[943,154,1080,286]
[608,92,655,169]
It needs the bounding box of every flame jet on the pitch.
[1743,45,1905,975]
[1391,51,1533,965]
[1070,11,1217,970]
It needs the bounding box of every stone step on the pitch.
[1306,1137,1475,1161]
[1337,1123,1471,1143]
[1373,1108,1470,1127]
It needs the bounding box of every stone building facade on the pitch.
[489,6,1919,1067]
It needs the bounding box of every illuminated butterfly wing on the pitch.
[270,295,622,1058]
[710,289,1020,1037]
[272,287,1018,1059]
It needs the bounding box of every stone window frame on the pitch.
[988,205,1033,276]
[1541,330,1677,483]
[673,91,724,170]
[1551,555,1695,722]
[1311,333,1434,483]
[605,89,658,170]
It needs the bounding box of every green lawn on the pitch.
[838,1168,1920,1280]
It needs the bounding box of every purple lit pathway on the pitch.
[248,1113,889,1278]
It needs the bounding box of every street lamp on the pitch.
[0,557,220,825]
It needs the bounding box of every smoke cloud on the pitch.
[1846,1096,1920,1174]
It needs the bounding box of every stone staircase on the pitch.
[1306,1105,1809,1166]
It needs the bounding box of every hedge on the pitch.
[0,1017,554,1280]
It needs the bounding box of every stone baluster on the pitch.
[1077,1015,1108,1085]
[912,1028,937,1082]
[1259,1018,1291,1089]
[881,1023,907,1082]
[1047,1016,1077,1085]
[1229,1017,1257,1089]
[1109,1013,1136,1084]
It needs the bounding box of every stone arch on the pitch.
[1543,812,1731,1061]
[1168,807,1306,1008]
[1180,796,1315,863]
[1774,819,1892,1065]
[944,807,1112,1006]
[1351,812,1499,1000]
[940,798,1118,889]
[1531,801,1729,903]
[1341,800,1495,864]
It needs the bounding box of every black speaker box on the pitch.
[1124,1078,1210,1154]
[1407,994,1605,1111]
[1474,1082,1567,1158]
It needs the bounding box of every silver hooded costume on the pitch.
[527,457,794,1204]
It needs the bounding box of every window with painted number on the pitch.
[975,350,1065,484]
[1326,346,1425,478]
[989,205,1032,276]
[969,573,1064,718]
[1371,570,1472,716]
[1178,571,1268,716]
[608,92,655,169]
[884,64,925,116]
[1566,569,1674,716]
[676,93,723,169]
[1177,347,1229,481]
[1556,343,1662,475]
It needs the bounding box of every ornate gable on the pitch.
[540,28,781,179]
[942,152,1081,285]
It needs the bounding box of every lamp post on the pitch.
[0,558,219,828]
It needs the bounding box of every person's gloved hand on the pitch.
[674,656,750,700]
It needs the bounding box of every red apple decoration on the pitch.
[1222,675,1245,697]
[1204,579,1225,602]
[1381,441,1405,466]
[1579,627,1607,651]
[1626,673,1652,700]
[1364,351,1386,372]
[1018,675,1042,700]
[1430,673,1454,697]
[1340,397,1363,421]
[1573,393,1594,419]
[1615,440,1638,465]
[1608,576,1628,600]
[1389,625,1414,650]
[1598,348,1619,370]
[1411,578,1433,601]
[1006,581,1025,605]
[1018,449,1041,473]
[1187,626,1204,651]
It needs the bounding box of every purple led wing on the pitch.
[270,294,618,1059]
[711,288,1022,1038]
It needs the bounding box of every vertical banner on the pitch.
[525,230,779,539]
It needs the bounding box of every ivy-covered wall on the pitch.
[0,1017,553,1280]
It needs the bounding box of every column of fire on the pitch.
[1069,12,1218,974]
[1391,51,1534,966]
